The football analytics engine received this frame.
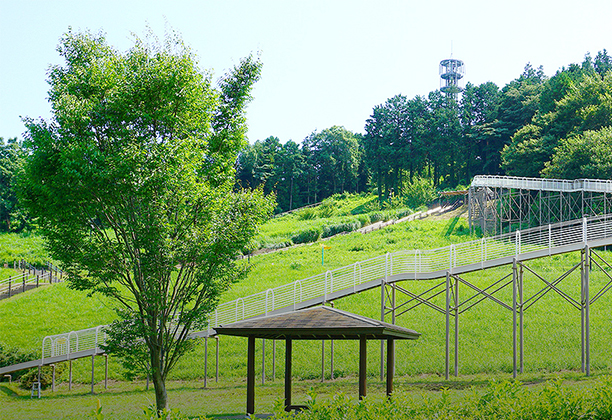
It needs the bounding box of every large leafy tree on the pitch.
[542,127,612,179]
[0,137,27,232]
[21,29,273,413]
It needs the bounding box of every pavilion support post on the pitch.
[262,339,266,385]
[359,336,367,400]
[216,336,220,383]
[284,339,292,412]
[204,337,208,389]
[321,340,325,382]
[445,271,450,380]
[272,339,276,381]
[386,338,394,397]
[330,339,334,380]
[247,336,256,415]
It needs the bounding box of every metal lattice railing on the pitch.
[41,214,612,360]
[42,326,107,364]
[472,175,612,193]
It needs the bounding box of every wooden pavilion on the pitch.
[215,305,420,415]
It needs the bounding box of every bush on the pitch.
[291,228,321,244]
[321,221,360,238]
[19,364,65,390]
[271,377,612,420]
[317,199,337,218]
[262,240,293,250]
[0,343,38,383]
[296,207,317,220]
[403,177,437,209]
[356,214,369,228]
[368,212,384,223]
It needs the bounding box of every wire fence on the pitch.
[41,214,612,360]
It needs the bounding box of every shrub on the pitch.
[0,343,38,383]
[368,212,384,223]
[403,177,437,209]
[291,228,321,244]
[396,207,413,219]
[317,199,337,218]
[262,240,293,250]
[321,221,360,238]
[356,214,369,227]
[19,364,65,390]
[296,207,317,220]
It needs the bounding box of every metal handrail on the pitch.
[41,214,612,360]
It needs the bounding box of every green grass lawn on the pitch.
[0,371,610,419]
[2,211,612,417]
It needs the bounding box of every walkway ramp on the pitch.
[3,214,612,375]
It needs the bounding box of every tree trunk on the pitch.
[150,348,168,415]
[289,176,294,211]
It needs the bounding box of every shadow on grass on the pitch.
[443,216,460,237]
[0,385,19,397]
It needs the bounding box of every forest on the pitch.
[2,50,612,228]
[236,49,612,212]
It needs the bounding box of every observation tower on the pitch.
[439,58,465,101]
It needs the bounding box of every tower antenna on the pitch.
[439,49,464,101]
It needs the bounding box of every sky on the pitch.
[1,0,612,144]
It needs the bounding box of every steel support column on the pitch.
[445,271,450,380]
[454,274,459,377]
[512,258,517,378]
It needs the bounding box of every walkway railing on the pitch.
[472,175,612,193]
[41,214,612,361]
[0,268,62,299]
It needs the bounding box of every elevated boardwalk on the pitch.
[3,213,611,377]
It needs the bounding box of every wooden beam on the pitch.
[359,336,367,399]
[386,338,394,397]
[247,337,255,415]
[284,339,292,411]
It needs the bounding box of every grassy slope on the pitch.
[2,206,612,387]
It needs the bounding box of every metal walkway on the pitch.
[2,214,612,376]
[469,175,612,236]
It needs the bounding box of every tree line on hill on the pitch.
[3,49,612,228]
[236,49,612,213]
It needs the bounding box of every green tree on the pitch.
[542,126,612,179]
[20,29,273,414]
[502,71,612,176]
[302,126,360,200]
[0,137,28,232]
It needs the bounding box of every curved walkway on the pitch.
[3,214,612,375]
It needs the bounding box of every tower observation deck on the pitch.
[439,58,465,100]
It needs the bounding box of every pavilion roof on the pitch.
[215,306,420,340]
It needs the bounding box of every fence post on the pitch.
[8,277,11,298]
